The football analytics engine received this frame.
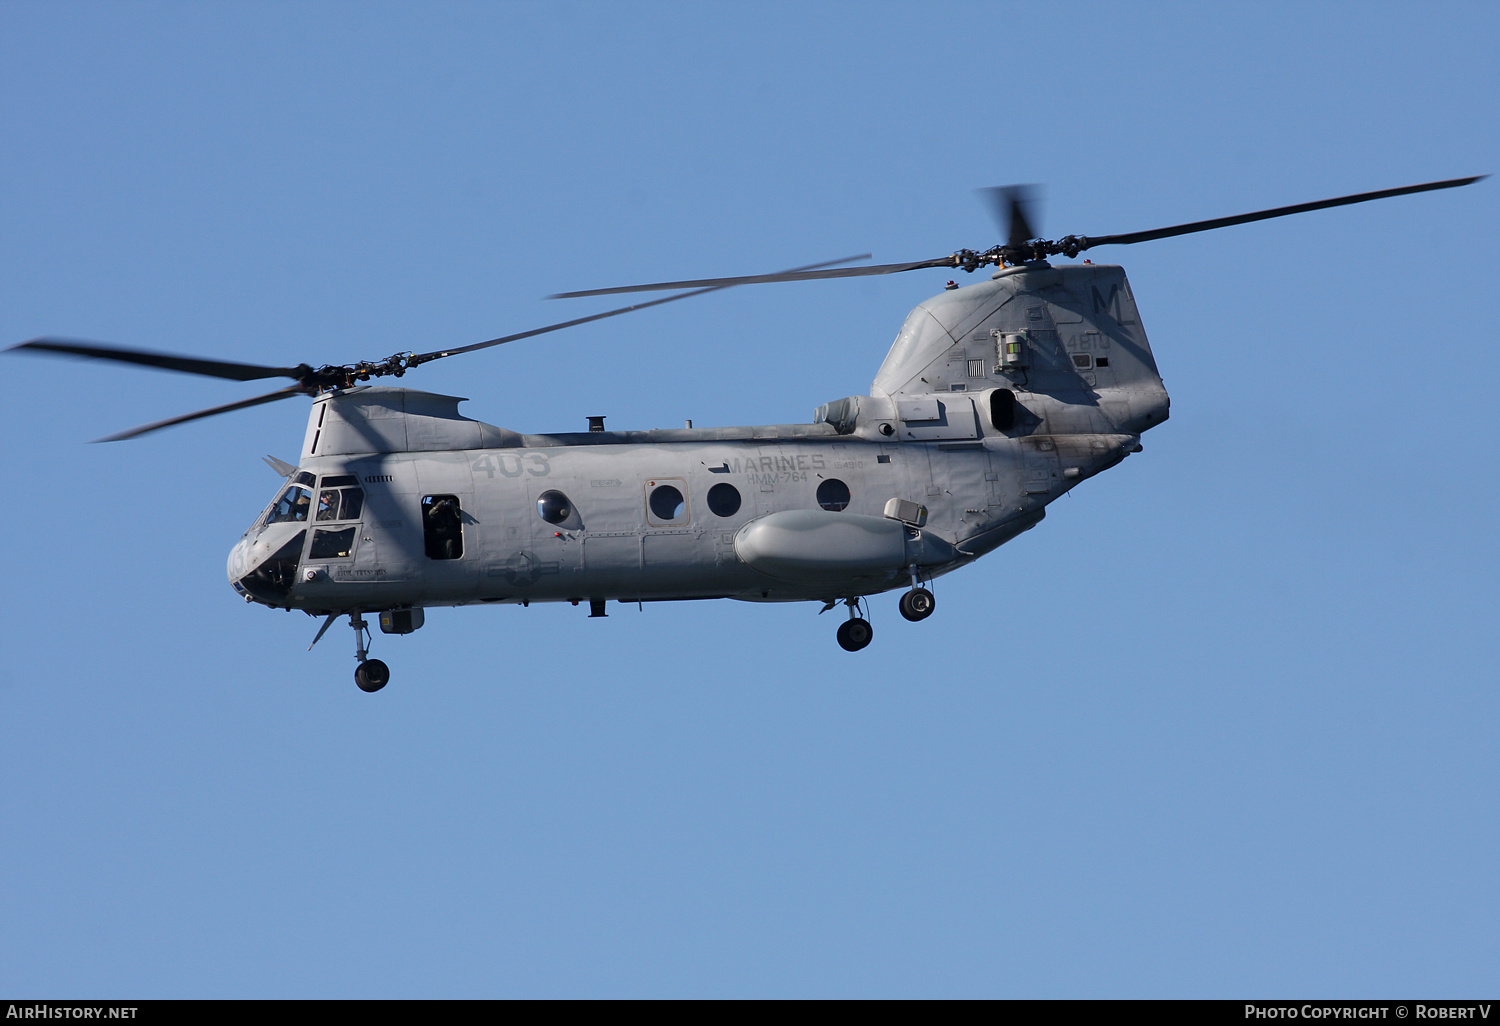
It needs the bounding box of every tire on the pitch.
[355,659,391,693]
[899,587,935,622]
[836,617,873,652]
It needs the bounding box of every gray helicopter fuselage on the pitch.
[227,262,1170,617]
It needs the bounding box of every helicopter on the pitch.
[9,175,1483,693]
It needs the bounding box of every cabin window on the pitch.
[422,494,464,560]
[817,479,851,512]
[707,483,742,517]
[989,389,1016,432]
[648,484,686,522]
[536,490,573,525]
[1072,353,1093,369]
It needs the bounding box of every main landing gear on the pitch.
[836,598,873,652]
[349,613,390,693]
[827,571,937,652]
[898,565,935,623]
[899,588,935,621]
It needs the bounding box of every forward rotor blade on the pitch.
[9,338,305,382]
[549,256,951,300]
[415,254,874,360]
[414,288,732,361]
[1083,175,1486,249]
[94,384,307,442]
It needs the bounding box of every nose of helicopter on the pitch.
[227,535,252,585]
[227,520,310,606]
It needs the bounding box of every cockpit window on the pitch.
[266,485,313,525]
[316,486,365,521]
[293,471,316,487]
[310,526,357,559]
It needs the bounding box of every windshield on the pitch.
[254,471,364,534]
[265,484,313,526]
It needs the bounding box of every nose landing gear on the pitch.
[349,613,390,693]
[356,658,390,693]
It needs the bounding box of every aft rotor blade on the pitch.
[549,256,952,300]
[417,253,875,360]
[9,337,305,382]
[94,384,307,442]
[1083,175,1486,249]
[978,185,1040,250]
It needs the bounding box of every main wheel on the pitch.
[355,659,390,693]
[899,587,935,622]
[836,617,873,652]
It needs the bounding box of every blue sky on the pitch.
[2,1,1496,998]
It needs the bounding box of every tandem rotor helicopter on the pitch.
[9,176,1483,692]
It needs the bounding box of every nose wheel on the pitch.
[355,659,390,692]
[836,597,873,652]
[349,613,390,692]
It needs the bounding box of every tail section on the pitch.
[871,262,1169,436]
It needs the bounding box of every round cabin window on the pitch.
[536,490,573,525]
[817,478,851,512]
[649,484,686,521]
[707,482,742,517]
